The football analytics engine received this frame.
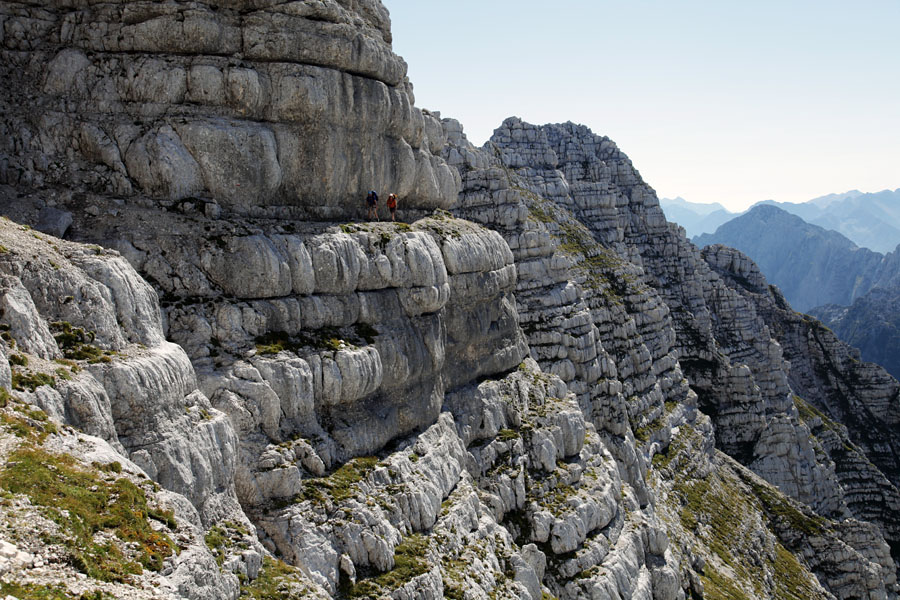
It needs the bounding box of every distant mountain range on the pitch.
[694,204,900,312]
[660,188,900,253]
[657,197,735,238]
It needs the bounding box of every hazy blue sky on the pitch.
[382,0,900,211]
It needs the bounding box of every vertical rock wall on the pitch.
[0,0,459,219]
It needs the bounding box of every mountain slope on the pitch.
[448,117,900,597]
[810,285,900,381]
[754,189,900,253]
[695,204,887,311]
[0,1,900,599]
[665,189,900,252]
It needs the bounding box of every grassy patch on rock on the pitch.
[204,521,251,568]
[1,404,58,443]
[297,456,379,506]
[0,581,111,600]
[11,370,55,392]
[745,477,827,537]
[347,534,430,598]
[0,446,176,581]
[240,556,317,599]
[205,525,229,566]
[792,395,841,433]
[663,456,825,600]
[50,322,116,363]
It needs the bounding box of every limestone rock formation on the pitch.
[703,244,900,552]
[1,1,900,599]
[0,0,459,220]
[0,218,274,599]
[442,115,900,597]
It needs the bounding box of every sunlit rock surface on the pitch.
[0,1,899,599]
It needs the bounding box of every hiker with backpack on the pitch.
[366,190,379,221]
[387,193,398,222]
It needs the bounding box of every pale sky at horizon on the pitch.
[382,0,900,212]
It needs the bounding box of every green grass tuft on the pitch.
[205,526,228,566]
[240,556,313,599]
[348,534,430,597]
[0,447,176,581]
[0,581,72,600]
[746,478,827,536]
[49,322,117,363]
[298,456,379,506]
[497,428,520,442]
[11,370,55,392]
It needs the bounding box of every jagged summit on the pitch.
[1,2,900,599]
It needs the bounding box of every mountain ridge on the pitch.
[694,203,900,311]
[0,1,898,599]
[665,188,900,253]
[809,285,900,381]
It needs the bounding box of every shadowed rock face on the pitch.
[810,285,900,382]
[0,0,459,219]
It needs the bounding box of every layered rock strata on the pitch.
[0,0,459,220]
[704,243,900,553]
[443,116,900,597]
[0,217,274,599]
[1,1,900,599]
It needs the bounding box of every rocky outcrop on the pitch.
[703,243,900,551]
[0,0,459,220]
[0,217,269,598]
[443,116,900,597]
[2,1,900,599]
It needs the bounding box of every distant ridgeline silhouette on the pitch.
[810,285,900,380]
[662,189,900,253]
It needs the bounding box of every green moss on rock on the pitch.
[298,456,379,506]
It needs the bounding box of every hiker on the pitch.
[366,190,379,221]
[386,193,398,222]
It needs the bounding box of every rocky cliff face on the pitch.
[443,117,900,598]
[2,2,900,600]
[810,285,900,381]
[0,0,458,220]
[702,244,900,554]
